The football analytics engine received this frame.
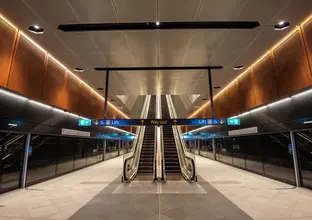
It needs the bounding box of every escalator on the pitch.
[136,96,156,178]
[161,96,181,176]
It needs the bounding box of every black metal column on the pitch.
[104,70,109,119]
[208,69,217,160]
[208,69,214,118]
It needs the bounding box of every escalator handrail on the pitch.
[166,95,196,181]
[123,95,151,181]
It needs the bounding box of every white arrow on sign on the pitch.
[94,120,99,125]
[220,119,225,124]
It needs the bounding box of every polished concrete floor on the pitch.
[1,156,312,220]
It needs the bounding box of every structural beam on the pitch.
[58,21,260,32]
[95,66,223,71]
[104,70,109,119]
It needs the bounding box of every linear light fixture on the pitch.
[53,107,65,114]
[0,89,28,101]
[304,121,312,125]
[186,87,312,134]
[0,13,129,119]
[0,13,17,30]
[29,100,52,109]
[0,88,132,134]
[19,31,46,54]
[188,13,312,119]
[107,126,136,135]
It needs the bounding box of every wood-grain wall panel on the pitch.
[0,19,17,87]
[273,31,312,97]
[226,82,241,117]
[63,74,81,114]
[218,89,229,117]
[8,35,46,100]
[252,54,279,106]
[213,97,221,118]
[78,86,92,118]
[40,58,67,107]
[238,70,256,112]
[302,18,312,76]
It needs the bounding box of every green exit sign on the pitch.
[227,118,240,126]
[78,119,92,127]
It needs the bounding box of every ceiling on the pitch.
[1,0,312,117]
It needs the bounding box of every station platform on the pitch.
[1,156,312,220]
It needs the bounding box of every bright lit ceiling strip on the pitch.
[185,87,312,134]
[303,121,312,125]
[0,13,129,119]
[188,13,312,119]
[0,87,132,134]
[19,31,47,54]
[107,126,136,135]
[0,13,17,30]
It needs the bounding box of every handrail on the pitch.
[123,95,151,182]
[166,95,196,181]
[153,126,157,180]
[160,126,166,180]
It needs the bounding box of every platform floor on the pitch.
[0,156,312,220]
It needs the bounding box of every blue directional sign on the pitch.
[92,118,227,126]
[227,118,241,126]
[78,119,92,127]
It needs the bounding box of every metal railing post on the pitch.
[290,131,301,187]
[103,139,106,161]
[21,133,31,188]
[212,138,216,160]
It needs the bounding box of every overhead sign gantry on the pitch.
[78,118,240,127]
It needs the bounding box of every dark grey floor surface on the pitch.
[68,176,253,220]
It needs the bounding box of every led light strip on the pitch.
[188,13,312,119]
[0,87,132,134]
[0,13,129,119]
[185,86,312,134]
[107,126,136,135]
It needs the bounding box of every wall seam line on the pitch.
[6,30,19,88]
[299,25,312,78]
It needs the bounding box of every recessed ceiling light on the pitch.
[97,88,104,91]
[214,86,221,89]
[28,25,44,34]
[233,65,244,70]
[274,21,290,31]
[73,67,84,73]
[156,21,160,26]
[119,106,123,109]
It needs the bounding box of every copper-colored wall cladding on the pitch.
[273,30,312,97]
[62,74,82,114]
[0,14,129,121]
[188,14,312,122]
[78,85,92,118]
[252,53,279,106]
[237,70,256,112]
[41,58,67,107]
[0,18,17,87]
[302,18,312,73]
[7,34,46,100]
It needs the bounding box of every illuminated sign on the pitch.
[78,119,92,127]
[227,118,241,125]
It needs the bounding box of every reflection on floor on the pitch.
[68,175,252,220]
[0,155,312,220]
